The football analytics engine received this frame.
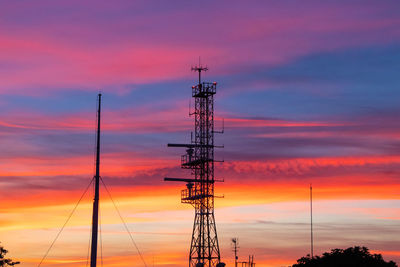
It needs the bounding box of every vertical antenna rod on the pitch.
[232,238,238,267]
[90,93,102,267]
[310,183,313,259]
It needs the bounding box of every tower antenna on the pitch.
[232,238,239,267]
[165,65,224,267]
[191,63,208,86]
[90,93,102,267]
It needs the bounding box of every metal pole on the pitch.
[234,242,238,267]
[90,93,102,267]
[310,183,313,259]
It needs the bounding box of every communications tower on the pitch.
[165,65,225,267]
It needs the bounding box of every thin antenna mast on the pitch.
[232,238,238,267]
[310,183,313,259]
[90,93,102,267]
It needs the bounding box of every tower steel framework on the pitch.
[165,66,225,267]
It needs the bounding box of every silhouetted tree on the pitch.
[292,246,397,267]
[0,244,20,266]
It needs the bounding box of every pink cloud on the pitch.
[0,1,399,94]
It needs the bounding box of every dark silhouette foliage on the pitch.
[293,246,397,267]
[0,244,20,266]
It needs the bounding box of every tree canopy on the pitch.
[0,244,20,267]
[293,246,397,267]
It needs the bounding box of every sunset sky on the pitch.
[1,1,400,266]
